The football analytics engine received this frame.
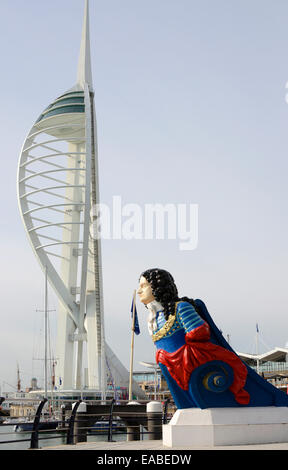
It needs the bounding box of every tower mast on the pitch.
[73,0,106,397]
[77,0,93,90]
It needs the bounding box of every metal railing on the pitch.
[0,397,175,450]
[251,362,288,373]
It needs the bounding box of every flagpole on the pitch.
[129,289,136,401]
[256,323,260,374]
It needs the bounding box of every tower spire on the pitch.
[77,0,93,89]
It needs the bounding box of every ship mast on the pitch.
[17,363,21,392]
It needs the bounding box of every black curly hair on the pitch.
[140,268,199,320]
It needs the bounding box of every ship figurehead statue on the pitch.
[137,268,288,409]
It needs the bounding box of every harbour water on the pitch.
[0,425,127,450]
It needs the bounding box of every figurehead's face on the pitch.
[137,276,155,305]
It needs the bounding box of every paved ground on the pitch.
[41,439,288,451]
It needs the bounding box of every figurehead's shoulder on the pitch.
[175,300,196,313]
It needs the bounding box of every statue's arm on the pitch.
[177,301,205,333]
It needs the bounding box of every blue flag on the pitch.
[131,297,140,335]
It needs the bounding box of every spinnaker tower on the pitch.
[17,0,143,399]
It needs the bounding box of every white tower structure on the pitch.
[17,1,144,399]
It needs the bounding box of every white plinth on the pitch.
[163,407,288,447]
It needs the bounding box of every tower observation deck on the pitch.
[17,0,143,399]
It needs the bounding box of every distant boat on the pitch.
[14,417,60,433]
[88,418,126,434]
[3,417,28,425]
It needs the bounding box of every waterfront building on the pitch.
[238,347,288,393]
[133,369,169,401]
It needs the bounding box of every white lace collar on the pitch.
[146,300,164,336]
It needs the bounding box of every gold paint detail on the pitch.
[152,302,178,342]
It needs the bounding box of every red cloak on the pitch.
[156,322,250,405]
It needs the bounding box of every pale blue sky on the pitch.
[1,0,288,390]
